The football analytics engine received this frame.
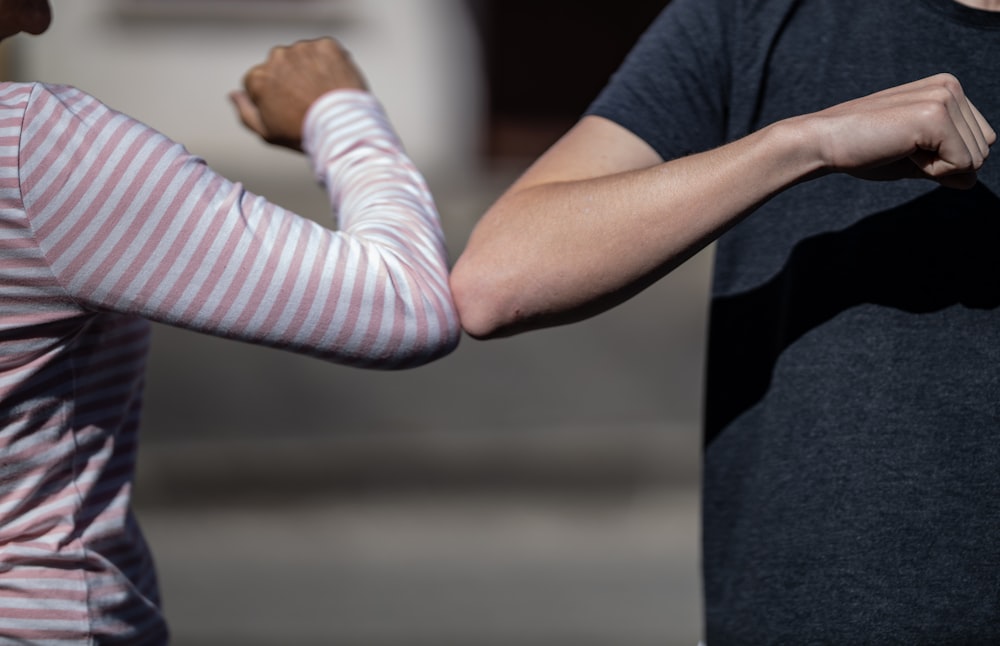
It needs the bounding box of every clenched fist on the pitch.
[801,73,996,189]
[231,37,368,151]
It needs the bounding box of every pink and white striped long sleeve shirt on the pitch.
[0,82,460,642]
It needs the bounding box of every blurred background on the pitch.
[4,1,712,643]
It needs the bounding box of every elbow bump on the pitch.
[348,315,461,369]
[449,270,494,339]
[450,280,514,341]
[456,310,497,341]
[389,296,462,367]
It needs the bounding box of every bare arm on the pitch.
[451,74,996,339]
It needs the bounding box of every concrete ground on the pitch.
[138,488,701,646]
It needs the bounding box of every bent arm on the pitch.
[451,74,995,339]
[451,115,820,338]
[21,85,459,368]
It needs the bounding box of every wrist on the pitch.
[302,88,378,158]
[302,89,387,184]
[761,115,832,183]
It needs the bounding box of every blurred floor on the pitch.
[139,488,701,646]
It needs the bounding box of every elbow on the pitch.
[385,292,463,369]
[376,254,463,367]
[310,326,459,370]
[451,297,498,341]
[449,257,520,340]
[344,311,461,370]
[411,313,462,366]
[320,277,462,370]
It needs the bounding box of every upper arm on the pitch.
[506,115,664,193]
[451,116,666,338]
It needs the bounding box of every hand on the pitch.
[230,37,368,151]
[802,73,996,189]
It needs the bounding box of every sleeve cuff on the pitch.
[302,89,399,182]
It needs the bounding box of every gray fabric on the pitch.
[588,0,1000,642]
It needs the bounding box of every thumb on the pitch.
[229,90,267,138]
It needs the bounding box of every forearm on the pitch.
[224,39,459,366]
[304,90,460,365]
[451,117,822,338]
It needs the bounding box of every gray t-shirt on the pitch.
[589,0,1000,642]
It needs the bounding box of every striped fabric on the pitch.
[0,82,459,642]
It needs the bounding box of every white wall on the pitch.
[15,0,485,185]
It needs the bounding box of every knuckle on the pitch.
[917,98,950,122]
[243,66,265,91]
[926,85,955,105]
[934,72,960,87]
[956,151,976,171]
[267,44,288,61]
[933,73,964,97]
[321,37,347,57]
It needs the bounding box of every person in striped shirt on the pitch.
[0,0,460,641]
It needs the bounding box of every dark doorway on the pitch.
[467,0,667,159]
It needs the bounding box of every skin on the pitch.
[450,74,997,339]
[230,37,369,152]
[954,0,1000,9]
[0,0,50,42]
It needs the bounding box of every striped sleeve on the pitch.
[18,84,460,368]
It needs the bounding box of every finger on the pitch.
[933,74,993,156]
[923,74,991,161]
[241,64,268,102]
[866,73,954,101]
[942,96,986,168]
[880,75,990,162]
[949,90,992,159]
[905,87,984,178]
[967,99,997,148]
[228,90,267,138]
[910,139,978,185]
[265,44,289,66]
